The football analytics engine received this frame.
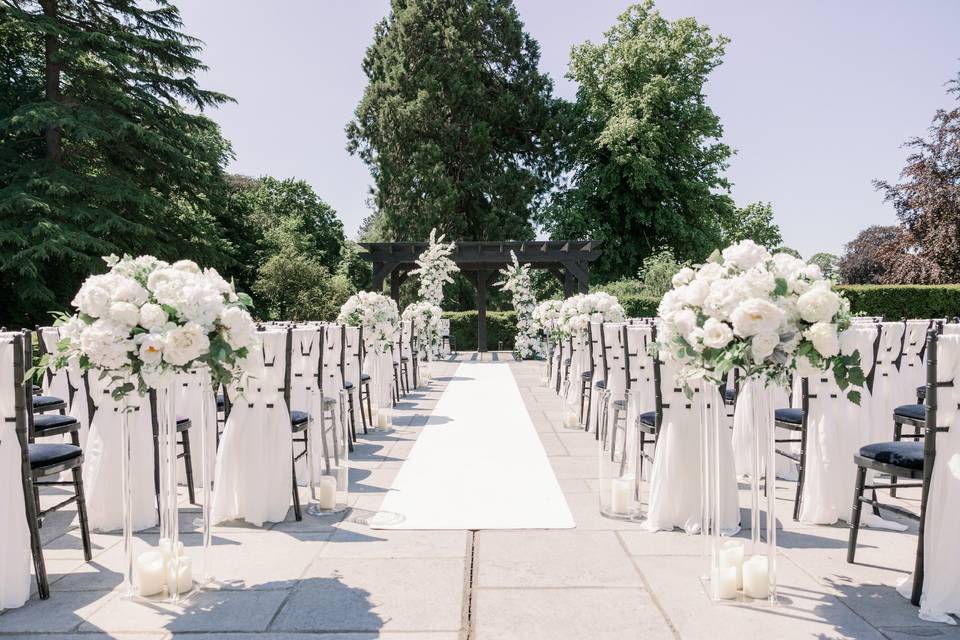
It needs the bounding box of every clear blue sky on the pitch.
[176,0,960,259]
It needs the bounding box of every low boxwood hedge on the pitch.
[837,285,960,320]
[443,310,517,351]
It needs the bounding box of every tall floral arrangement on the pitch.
[41,254,257,398]
[337,291,399,355]
[495,251,542,359]
[558,292,627,337]
[657,240,864,401]
[401,301,443,358]
[409,228,459,307]
[532,299,564,341]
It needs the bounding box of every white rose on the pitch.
[740,268,776,298]
[702,318,734,349]
[108,301,140,328]
[687,328,705,353]
[772,253,805,278]
[162,323,210,366]
[72,276,113,318]
[801,263,823,280]
[78,320,134,370]
[730,298,785,337]
[139,303,168,331]
[805,322,840,358]
[681,278,710,307]
[702,279,744,321]
[722,240,769,271]
[111,278,149,306]
[697,262,725,282]
[751,332,780,362]
[797,286,841,324]
[672,267,695,287]
[220,306,255,350]
[672,308,698,336]
[137,334,165,365]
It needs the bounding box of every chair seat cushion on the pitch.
[639,411,656,426]
[723,388,736,403]
[361,373,371,382]
[917,385,926,401]
[290,410,310,426]
[32,395,65,410]
[176,416,191,431]
[216,393,225,411]
[860,441,924,471]
[344,381,354,390]
[894,404,925,421]
[29,443,82,469]
[775,408,803,424]
[581,371,593,380]
[594,379,606,390]
[33,413,79,434]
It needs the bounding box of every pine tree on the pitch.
[346,0,562,242]
[0,0,233,326]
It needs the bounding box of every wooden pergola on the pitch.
[358,240,602,352]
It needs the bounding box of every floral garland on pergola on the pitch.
[496,251,543,359]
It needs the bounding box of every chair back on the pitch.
[290,326,322,410]
[602,323,627,394]
[875,321,906,375]
[400,320,414,361]
[320,324,344,397]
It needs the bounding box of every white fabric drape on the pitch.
[82,377,157,533]
[732,378,793,480]
[645,363,740,535]
[798,326,877,525]
[364,350,393,413]
[0,338,31,610]
[896,334,960,623]
[212,330,292,526]
[869,322,909,445]
[174,369,217,487]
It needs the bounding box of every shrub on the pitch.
[442,311,517,351]
[837,285,960,320]
[619,294,660,317]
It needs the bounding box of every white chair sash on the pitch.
[212,330,292,526]
[0,337,31,610]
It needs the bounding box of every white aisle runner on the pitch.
[372,361,575,530]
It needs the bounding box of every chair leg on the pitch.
[291,458,302,521]
[891,422,902,498]
[359,386,369,431]
[403,363,411,394]
[347,392,359,439]
[793,424,808,521]
[22,470,49,599]
[33,482,41,528]
[365,385,374,427]
[72,465,93,562]
[847,465,867,564]
[639,431,647,481]
[181,430,196,505]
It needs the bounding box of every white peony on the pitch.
[702,318,734,349]
[72,275,114,318]
[680,278,710,307]
[702,279,745,321]
[78,320,134,370]
[805,322,840,358]
[162,322,210,366]
[730,298,785,337]
[751,332,780,362]
[139,303,168,331]
[673,308,698,336]
[172,259,201,273]
[697,262,725,282]
[797,285,841,324]
[722,240,769,271]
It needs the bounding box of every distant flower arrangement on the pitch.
[532,299,564,342]
[496,251,542,359]
[409,228,459,307]
[402,301,443,358]
[558,292,626,337]
[338,291,399,355]
[41,254,257,399]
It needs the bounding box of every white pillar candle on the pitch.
[158,538,183,562]
[376,410,391,429]
[135,550,167,597]
[711,565,738,600]
[318,475,338,510]
[166,555,193,594]
[718,540,745,589]
[609,478,633,515]
[742,555,770,599]
[562,408,580,428]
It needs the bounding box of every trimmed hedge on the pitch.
[837,285,960,320]
[619,294,660,318]
[443,310,517,351]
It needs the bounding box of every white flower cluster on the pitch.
[657,240,864,400]
[49,254,257,398]
[409,228,459,308]
[531,299,564,341]
[402,301,443,358]
[337,291,399,355]
[557,292,626,337]
[495,252,543,359]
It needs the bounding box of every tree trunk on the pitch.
[41,0,62,164]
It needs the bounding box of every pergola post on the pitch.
[390,269,401,302]
[476,269,490,352]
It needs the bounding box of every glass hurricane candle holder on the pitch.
[307,389,350,516]
[598,389,642,520]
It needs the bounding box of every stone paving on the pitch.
[1,354,955,639]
